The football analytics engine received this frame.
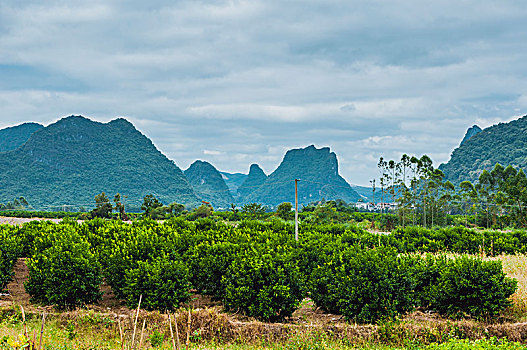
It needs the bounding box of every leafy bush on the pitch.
[24,228,102,308]
[189,241,242,299]
[222,245,303,321]
[309,245,416,323]
[0,225,21,292]
[427,255,517,319]
[97,221,180,298]
[123,257,191,311]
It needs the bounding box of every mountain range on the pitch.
[0,116,198,210]
[0,116,361,210]
[5,113,522,210]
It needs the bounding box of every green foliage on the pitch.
[141,194,164,218]
[189,241,242,299]
[123,257,191,311]
[426,255,517,319]
[0,226,21,291]
[90,192,112,219]
[309,246,416,323]
[188,204,212,220]
[149,330,164,348]
[0,197,31,211]
[222,245,303,321]
[425,337,527,349]
[24,227,102,308]
[275,202,293,220]
[241,203,267,218]
[0,217,518,323]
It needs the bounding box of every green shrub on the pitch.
[222,245,303,321]
[409,254,449,308]
[309,245,416,323]
[123,257,191,311]
[0,225,21,292]
[189,241,242,299]
[24,229,102,309]
[428,255,517,319]
[98,222,180,298]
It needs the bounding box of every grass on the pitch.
[0,316,400,349]
[489,254,527,321]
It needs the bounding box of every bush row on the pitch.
[0,218,520,322]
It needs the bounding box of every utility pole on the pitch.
[295,179,299,241]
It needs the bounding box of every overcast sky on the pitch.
[1,1,526,186]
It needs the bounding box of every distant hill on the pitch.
[440,115,527,184]
[185,161,235,209]
[460,125,482,146]
[244,145,360,207]
[237,164,267,203]
[220,172,247,196]
[352,185,374,202]
[0,122,43,152]
[0,115,198,209]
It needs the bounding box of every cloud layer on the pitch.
[1,0,526,185]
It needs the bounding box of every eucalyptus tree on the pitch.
[459,181,477,226]
[398,154,411,227]
[378,157,388,212]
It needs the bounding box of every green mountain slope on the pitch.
[220,171,247,196]
[0,115,198,209]
[0,122,43,152]
[440,115,527,184]
[185,161,234,209]
[459,125,482,146]
[245,145,360,207]
[237,164,267,203]
[352,185,374,202]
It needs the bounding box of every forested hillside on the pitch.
[236,164,267,203]
[0,122,43,152]
[0,116,198,209]
[185,161,234,209]
[244,145,360,206]
[220,171,247,196]
[440,115,527,184]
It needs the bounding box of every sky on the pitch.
[1,1,526,186]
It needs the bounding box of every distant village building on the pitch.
[354,201,397,212]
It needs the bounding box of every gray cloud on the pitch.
[1,0,526,185]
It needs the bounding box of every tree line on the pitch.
[374,154,527,228]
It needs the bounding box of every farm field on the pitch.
[2,217,527,349]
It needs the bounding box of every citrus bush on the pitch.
[123,257,191,311]
[309,245,416,323]
[427,255,517,319]
[24,228,102,309]
[188,241,242,299]
[0,225,21,292]
[222,245,303,321]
